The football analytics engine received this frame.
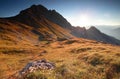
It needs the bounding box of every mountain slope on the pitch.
[112,28,120,40]
[86,26,120,45]
[0,18,73,45]
[0,4,120,45]
[0,18,38,45]
[1,38,120,79]
[96,25,120,40]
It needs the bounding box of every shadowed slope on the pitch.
[0,4,120,45]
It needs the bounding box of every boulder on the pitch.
[19,59,55,75]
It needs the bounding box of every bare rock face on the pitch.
[19,59,55,75]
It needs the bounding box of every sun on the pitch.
[79,14,90,26]
[80,14,89,21]
[67,13,92,26]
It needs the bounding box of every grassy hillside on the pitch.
[0,18,73,46]
[0,38,120,79]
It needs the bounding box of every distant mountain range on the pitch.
[0,4,120,45]
[96,25,120,40]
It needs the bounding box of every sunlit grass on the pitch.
[0,39,120,79]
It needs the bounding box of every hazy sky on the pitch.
[0,0,120,26]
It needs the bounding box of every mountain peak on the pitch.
[88,26,100,32]
[5,4,120,45]
[10,4,72,29]
[30,4,48,11]
[19,4,48,16]
[89,26,97,30]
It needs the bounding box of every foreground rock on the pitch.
[19,59,55,75]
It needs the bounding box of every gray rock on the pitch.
[19,59,55,75]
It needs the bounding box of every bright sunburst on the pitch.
[79,14,90,26]
[68,13,92,26]
[80,14,89,21]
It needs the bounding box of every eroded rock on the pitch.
[19,59,55,75]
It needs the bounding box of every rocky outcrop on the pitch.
[19,59,55,75]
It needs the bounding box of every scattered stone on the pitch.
[19,59,55,75]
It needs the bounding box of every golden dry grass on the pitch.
[0,38,120,79]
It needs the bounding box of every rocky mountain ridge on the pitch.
[0,4,120,45]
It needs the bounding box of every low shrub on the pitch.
[64,40,78,44]
[2,49,25,54]
[70,47,91,54]
[54,65,67,77]
[22,72,47,79]
[89,57,103,66]
[106,62,120,79]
